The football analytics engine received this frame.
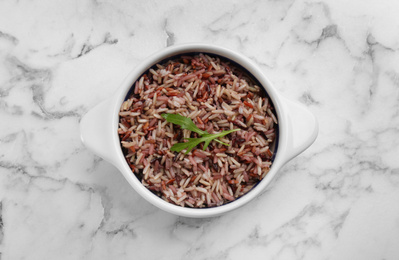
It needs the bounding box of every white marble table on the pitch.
[1,0,399,259]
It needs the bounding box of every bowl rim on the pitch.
[109,43,289,217]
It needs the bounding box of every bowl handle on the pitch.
[281,96,318,164]
[80,98,120,167]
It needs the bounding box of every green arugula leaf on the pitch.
[170,138,204,154]
[162,113,240,154]
[200,129,241,151]
[162,113,208,135]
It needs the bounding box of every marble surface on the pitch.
[1,0,399,259]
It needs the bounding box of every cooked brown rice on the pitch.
[118,53,278,208]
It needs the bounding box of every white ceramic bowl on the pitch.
[80,43,318,218]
